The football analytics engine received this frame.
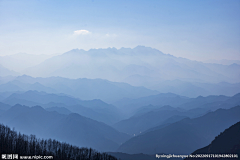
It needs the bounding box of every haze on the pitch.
[0,0,239,61]
[0,1,240,159]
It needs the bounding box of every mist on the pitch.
[1,0,240,159]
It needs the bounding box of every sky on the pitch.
[0,0,239,61]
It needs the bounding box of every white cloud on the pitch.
[74,30,91,35]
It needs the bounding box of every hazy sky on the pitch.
[0,0,239,61]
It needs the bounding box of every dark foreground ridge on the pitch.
[0,123,117,160]
[186,121,240,160]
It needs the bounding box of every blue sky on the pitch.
[0,0,239,61]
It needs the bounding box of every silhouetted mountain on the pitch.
[1,46,240,99]
[48,113,130,151]
[178,95,230,110]
[113,93,189,115]
[0,75,159,103]
[179,93,240,111]
[43,101,122,125]
[113,93,240,116]
[41,102,109,122]
[0,91,16,100]
[2,90,122,124]
[3,90,81,106]
[0,64,19,77]
[186,121,240,160]
[0,104,65,136]
[5,80,57,93]
[1,74,239,103]
[23,46,239,85]
[141,115,189,134]
[148,80,209,98]
[203,63,240,83]
[223,93,240,107]
[148,80,240,98]
[0,104,131,152]
[193,81,240,97]
[0,82,24,92]
[113,105,208,136]
[133,105,184,117]
[0,76,16,85]
[3,96,41,107]
[117,106,240,154]
[67,104,120,125]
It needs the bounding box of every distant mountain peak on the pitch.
[61,46,165,57]
[233,93,240,97]
[132,46,164,55]
[67,113,87,121]
[10,104,29,110]
[20,74,32,77]
[106,47,118,50]
[230,63,239,66]
[71,48,80,51]
[62,48,86,56]
[31,105,45,111]
[0,64,19,77]
[15,74,34,81]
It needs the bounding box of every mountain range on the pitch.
[1,46,240,98]
[0,65,19,77]
[1,90,122,125]
[1,89,240,126]
[0,75,159,103]
[112,93,240,136]
[113,92,240,116]
[21,46,240,84]
[1,98,239,156]
[1,46,239,158]
[0,104,130,152]
[186,121,240,160]
[113,105,209,136]
[117,106,240,155]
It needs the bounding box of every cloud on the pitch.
[74,30,91,35]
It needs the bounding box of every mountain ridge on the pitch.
[1,90,123,125]
[0,104,131,152]
[186,121,240,160]
[117,106,240,154]
[21,46,239,84]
